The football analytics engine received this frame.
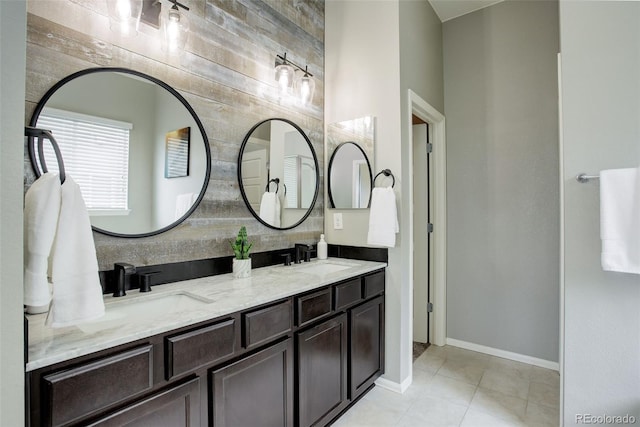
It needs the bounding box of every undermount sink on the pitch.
[273,260,358,276]
[77,291,213,333]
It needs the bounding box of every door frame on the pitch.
[406,90,446,347]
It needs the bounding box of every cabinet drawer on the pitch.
[363,271,385,298]
[333,279,362,311]
[86,377,200,427]
[166,318,235,380]
[243,300,292,349]
[42,345,153,427]
[296,287,332,327]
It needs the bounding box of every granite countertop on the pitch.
[26,257,386,372]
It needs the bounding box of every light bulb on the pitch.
[296,69,315,105]
[107,0,142,36]
[116,0,131,19]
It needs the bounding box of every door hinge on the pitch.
[427,223,434,233]
[426,143,433,153]
[427,302,433,313]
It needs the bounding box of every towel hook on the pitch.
[25,126,66,184]
[374,169,395,188]
[266,178,280,193]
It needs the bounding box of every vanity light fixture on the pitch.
[107,0,190,52]
[275,53,315,104]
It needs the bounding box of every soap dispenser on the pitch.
[317,234,328,260]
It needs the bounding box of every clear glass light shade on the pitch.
[162,5,190,52]
[275,62,295,93]
[107,0,143,36]
[296,72,315,105]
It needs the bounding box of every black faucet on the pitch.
[113,262,136,297]
[294,244,315,264]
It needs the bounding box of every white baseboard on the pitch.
[446,338,559,371]
[375,375,412,394]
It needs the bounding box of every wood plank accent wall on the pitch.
[24,0,324,270]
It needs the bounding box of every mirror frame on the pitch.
[28,67,212,238]
[327,141,373,209]
[237,118,320,230]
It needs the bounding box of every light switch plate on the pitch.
[333,213,343,230]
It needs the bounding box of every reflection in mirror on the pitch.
[238,118,319,229]
[328,142,372,208]
[326,116,375,209]
[29,68,211,238]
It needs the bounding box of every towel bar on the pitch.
[374,169,395,188]
[576,173,600,183]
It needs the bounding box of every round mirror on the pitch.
[29,68,211,238]
[328,142,372,208]
[238,118,319,230]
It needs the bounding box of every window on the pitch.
[37,107,132,214]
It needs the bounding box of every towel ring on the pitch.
[25,126,66,184]
[374,169,395,188]
[266,178,280,193]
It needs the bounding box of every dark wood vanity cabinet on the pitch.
[296,270,386,427]
[26,268,385,427]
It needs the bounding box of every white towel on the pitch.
[175,192,196,220]
[600,167,640,274]
[24,173,61,312]
[259,192,281,227]
[47,176,105,327]
[367,187,400,248]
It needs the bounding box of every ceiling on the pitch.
[428,0,505,22]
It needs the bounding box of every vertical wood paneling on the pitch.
[25,0,324,270]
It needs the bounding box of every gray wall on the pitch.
[25,0,324,270]
[443,0,560,362]
[560,1,640,422]
[0,1,26,424]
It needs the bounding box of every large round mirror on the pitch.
[238,118,319,230]
[328,142,372,208]
[29,68,211,238]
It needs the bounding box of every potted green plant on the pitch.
[230,226,253,278]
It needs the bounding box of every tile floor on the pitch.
[333,345,560,427]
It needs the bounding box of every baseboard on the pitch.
[446,338,559,371]
[375,374,412,394]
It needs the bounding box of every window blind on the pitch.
[37,108,132,212]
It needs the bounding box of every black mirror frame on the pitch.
[237,118,320,230]
[28,67,212,239]
[327,141,373,209]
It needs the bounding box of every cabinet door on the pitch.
[349,296,385,399]
[297,313,348,427]
[211,339,293,427]
[86,377,200,427]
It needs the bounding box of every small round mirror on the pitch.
[328,142,372,208]
[238,118,319,230]
[29,68,211,238]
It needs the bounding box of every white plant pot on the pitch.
[232,258,251,278]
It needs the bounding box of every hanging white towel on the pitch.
[24,173,61,313]
[259,192,281,227]
[47,176,105,327]
[600,167,640,274]
[367,187,400,248]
